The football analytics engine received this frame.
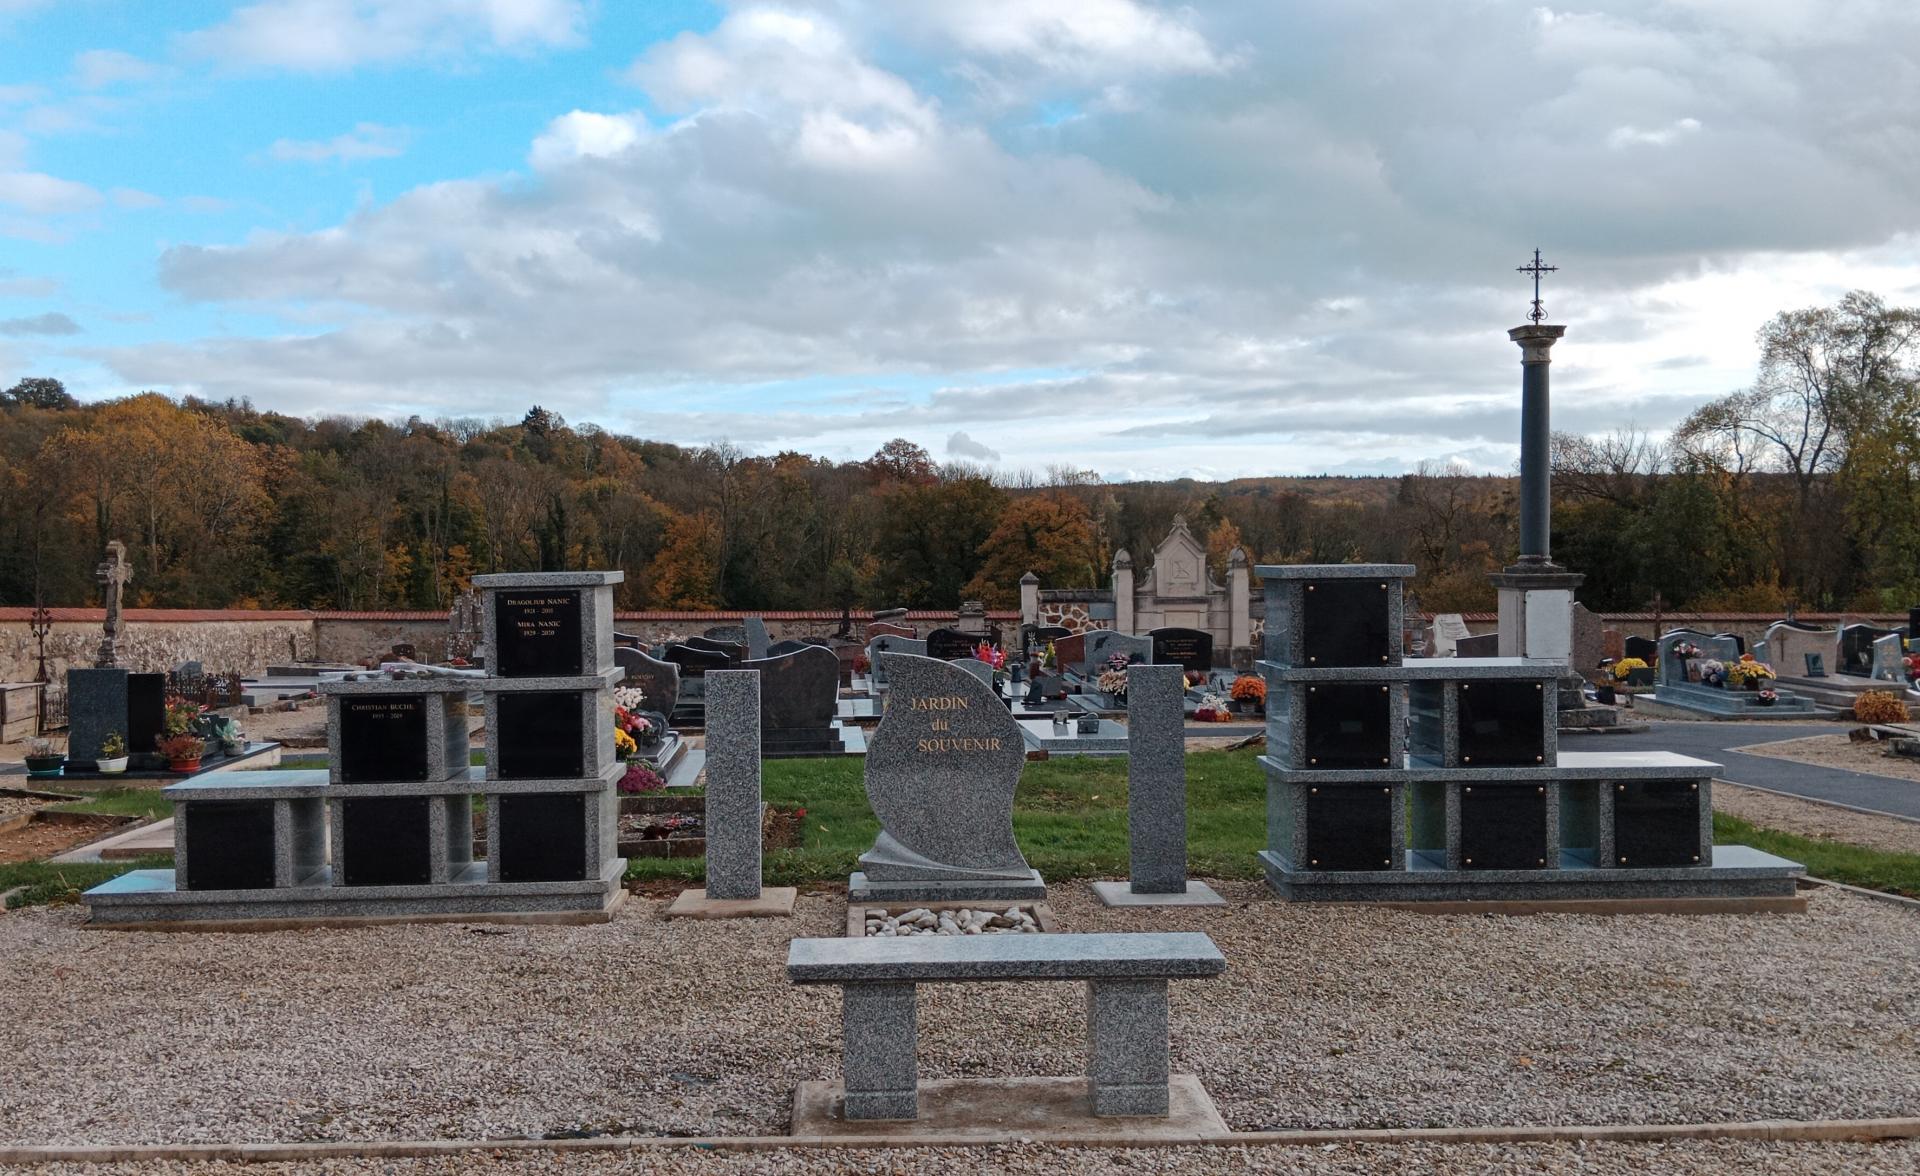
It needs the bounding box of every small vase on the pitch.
[96,756,130,774]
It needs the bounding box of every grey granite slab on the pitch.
[1125,664,1189,894]
[1258,658,1566,683]
[162,769,330,799]
[1086,977,1171,1117]
[318,676,483,696]
[846,871,1047,903]
[319,761,623,797]
[857,654,1034,888]
[1259,844,1801,901]
[84,864,625,924]
[1257,751,1721,784]
[704,669,763,900]
[472,571,625,588]
[474,666,626,693]
[1090,880,1227,907]
[745,616,771,661]
[786,931,1226,983]
[1254,563,1416,580]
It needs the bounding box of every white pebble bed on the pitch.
[0,883,1917,1147]
[862,906,1039,936]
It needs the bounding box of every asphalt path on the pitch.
[1563,720,1920,820]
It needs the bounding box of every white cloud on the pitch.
[268,122,411,163]
[72,49,164,89]
[96,2,1920,476]
[0,311,79,336]
[0,171,102,214]
[0,83,45,105]
[0,130,23,169]
[183,0,587,71]
[529,110,647,170]
[0,268,59,297]
[111,187,164,209]
[946,430,1001,461]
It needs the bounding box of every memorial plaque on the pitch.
[1613,780,1702,867]
[494,589,583,678]
[1303,785,1394,870]
[1300,579,1391,667]
[925,628,978,661]
[183,801,276,890]
[1302,683,1392,769]
[496,793,588,883]
[1150,628,1214,671]
[1804,652,1826,678]
[1457,681,1546,766]
[1459,784,1549,870]
[340,797,434,886]
[127,673,167,760]
[340,695,429,782]
[495,691,585,779]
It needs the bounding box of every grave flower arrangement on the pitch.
[1096,667,1129,698]
[973,642,1007,672]
[1610,657,1649,681]
[1193,692,1236,722]
[1697,658,1727,686]
[618,762,666,794]
[853,652,870,675]
[25,736,64,776]
[1726,657,1776,689]
[96,731,128,774]
[157,732,206,772]
[1756,688,1779,707]
[1230,675,1267,706]
[614,727,638,757]
[1670,640,1703,659]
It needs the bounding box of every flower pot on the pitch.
[1626,669,1654,687]
[1744,679,1759,692]
[167,757,202,773]
[1756,697,1777,707]
[95,756,130,774]
[1595,684,1617,704]
[25,755,64,776]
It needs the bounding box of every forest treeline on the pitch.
[2,292,1917,617]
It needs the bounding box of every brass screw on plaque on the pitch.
[1310,786,1319,793]
[1306,585,1316,592]
[1692,855,1700,862]
[1617,784,1626,792]
[1536,683,1543,691]
[1536,786,1545,794]
[1310,858,1320,866]
[1465,785,1473,792]
[1381,757,1390,765]
[1462,683,1471,691]
[1535,755,1544,763]
[1619,856,1628,864]
[1310,760,1318,767]
[1463,755,1472,763]
[1309,656,1317,663]
[1538,857,1546,866]
[1382,858,1391,866]
[1381,787,1389,793]
[1690,783,1698,791]
[1465,857,1473,865]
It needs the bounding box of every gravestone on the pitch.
[126,672,167,762]
[850,653,1044,902]
[1656,630,1741,688]
[1092,664,1225,907]
[662,643,734,677]
[1871,632,1909,682]
[1050,633,1088,673]
[705,670,763,899]
[867,621,917,641]
[1455,632,1499,658]
[686,635,746,660]
[924,627,978,661]
[1762,622,1836,681]
[1429,614,1471,657]
[1622,635,1658,665]
[745,645,845,756]
[1840,624,1899,677]
[1149,627,1214,671]
[65,667,128,771]
[615,646,681,714]
[766,639,814,656]
[1084,630,1152,673]
[703,625,748,644]
[745,616,771,661]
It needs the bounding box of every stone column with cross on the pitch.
[94,540,134,669]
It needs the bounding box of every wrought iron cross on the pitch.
[1517,248,1557,324]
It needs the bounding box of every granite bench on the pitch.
[786,931,1226,1121]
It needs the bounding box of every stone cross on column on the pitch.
[93,540,133,669]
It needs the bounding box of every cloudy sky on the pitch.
[4,1,1920,479]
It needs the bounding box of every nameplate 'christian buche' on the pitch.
[850,653,1044,901]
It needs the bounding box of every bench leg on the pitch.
[1085,977,1170,1117]
[842,981,918,1120]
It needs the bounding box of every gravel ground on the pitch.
[0,795,53,823]
[1739,734,1920,786]
[8,1140,1920,1175]
[1716,782,1920,856]
[2,885,1918,1148]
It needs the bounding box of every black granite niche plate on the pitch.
[496,793,588,883]
[1457,681,1546,766]
[495,691,586,779]
[1613,780,1703,867]
[340,797,434,886]
[340,695,429,782]
[1459,784,1549,870]
[495,589,584,678]
[1303,785,1395,871]
[1151,629,1213,671]
[183,800,276,890]
[1303,683,1392,768]
[1300,579,1391,667]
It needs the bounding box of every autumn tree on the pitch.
[647,511,722,607]
[964,492,1099,606]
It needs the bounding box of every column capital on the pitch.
[1508,323,1567,364]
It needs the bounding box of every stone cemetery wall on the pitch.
[0,609,317,684]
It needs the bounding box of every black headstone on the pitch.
[1612,780,1702,867]
[496,792,587,882]
[661,643,734,677]
[1839,624,1897,677]
[685,635,745,660]
[1303,683,1392,768]
[1622,635,1658,663]
[494,589,584,678]
[616,646,681,712]
[1711,632,1746,655]
[494,691,585,779]
[1300,579,1391,667]
[925,628,978,661]
[751,646,840,731]
[126,672,167,759]
[182,801,276,890]
[339,695,430,783]
[1150,628,1214,671]
[1457,681,1546,767]
[1459,784,1549,870]
[1303,785,1394,870]
[339,796,434,886]
[1910,606,1920,638]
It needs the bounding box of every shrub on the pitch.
[1854,691,1911,724]
[1230,675,1266,704]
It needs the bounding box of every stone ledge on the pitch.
[790,1075,1229,1140]
[662,886,798,920]
[1090,881,1228,908]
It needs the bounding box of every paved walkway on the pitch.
[1563,721,1920,821]
[51,817,173,863]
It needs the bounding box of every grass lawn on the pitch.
[46,789,173,822]
[1713,811,1920,899]
[625,748,1268,886]
[1,855,173,909]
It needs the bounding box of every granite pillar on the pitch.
[1085,977,1171,1117]
[704,669,762,900]
[843,981,919,1120]
[1092,663,1224,907]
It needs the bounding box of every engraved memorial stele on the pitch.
[856,653,1038,894]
